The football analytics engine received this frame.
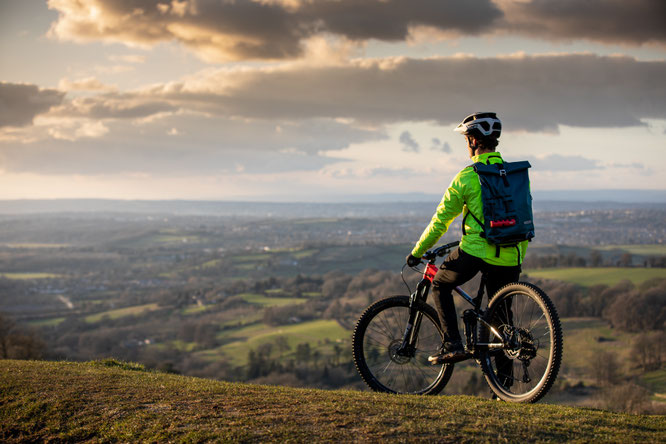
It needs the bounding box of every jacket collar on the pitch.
[471,151,503,164]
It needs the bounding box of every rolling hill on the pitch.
[1,360,664,442]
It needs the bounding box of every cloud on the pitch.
[32,54,666,133]
[0,114,383,175]
[149,54,666,131]
[431,138,452,153]
[499,0,666,46]
[46,1,665,64]
[51,96,178,120]
[46,0,502,62]
[58,77,116,92]
[47,119,109,141]
[0,82,65,128]
[399,131,419,152]
[526,154,602,171]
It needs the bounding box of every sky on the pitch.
[0,0,665,202]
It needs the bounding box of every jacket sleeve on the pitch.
[411,173,465,258]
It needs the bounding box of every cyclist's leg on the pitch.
[432,248,484,343]
[484,263,521,389]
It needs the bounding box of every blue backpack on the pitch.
[463,155,535,255]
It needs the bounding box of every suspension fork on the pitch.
[397,279,430,354]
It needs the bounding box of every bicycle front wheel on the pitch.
[479,282,563,403]
[352,296,454,395]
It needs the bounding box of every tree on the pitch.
[591,350,620,386]
[619,253,633,267]
[295,343,311,366]
[273,335,290,354]
[333,343,342,366]
[0,313,16,359]
[589,250,603,267]
[632,331,666,371]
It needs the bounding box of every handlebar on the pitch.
[421,241,460,262]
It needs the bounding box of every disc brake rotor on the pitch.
[388,339,412,364]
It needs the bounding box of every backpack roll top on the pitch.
[473,161,535,247]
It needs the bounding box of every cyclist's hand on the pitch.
[405,254,422,267]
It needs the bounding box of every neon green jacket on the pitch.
[411,151,528,266]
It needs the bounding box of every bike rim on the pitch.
[362,304,445,394]
[485,291,554,399]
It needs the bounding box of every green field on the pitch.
[84,303,161,323]
[181,304,207,315]
[27,317,66,327]
[207,319,350,366]
[200,259,222,269]
[238,293,308,307]
[0,272,62,280]
[3,243,70,249]
[641,369,666,395]
[525,267,666,287]
[2,360,664,443]
[558,318,636,380]
[594,244,666,256]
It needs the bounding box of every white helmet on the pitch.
[454,112,502,138]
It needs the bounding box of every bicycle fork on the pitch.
[395,283,429,357]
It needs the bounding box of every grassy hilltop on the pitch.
[1,360,665,443]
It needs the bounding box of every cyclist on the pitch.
[406,112,528,366]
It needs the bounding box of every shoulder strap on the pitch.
[462,207,484,236]
[484,154,502,165]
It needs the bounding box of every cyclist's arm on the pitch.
[411,175,464,258]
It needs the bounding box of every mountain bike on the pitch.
[352,241,562,403]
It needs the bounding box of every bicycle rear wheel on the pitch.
[352,296,453,395]
[479,282,562,403]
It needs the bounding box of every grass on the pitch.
[524,267,666,287]
[200,259,222,269]
[3,243,70,249]
[208,319,350,366]
[26,317,66,327]
[594,245,666,256]
[0,272,62,280]
[1,360,665,443]
[238,293,308,307]
[557,317,636,381]
[641,369,666,395]
[181,304,207,315]
[84,303,161,323]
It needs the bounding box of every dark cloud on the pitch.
[399,131,419,152]
[0,82,65,127]
[47,0,502,61]
[501,0,666,46]
[47,1,665,63]
[42,54,666,133]
[155,54,666,132]
[301,0,502,41]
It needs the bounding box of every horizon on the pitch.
[1,1,665,200]
[1,189,666,204]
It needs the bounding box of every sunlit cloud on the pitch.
[46,0,665,64]
[59,54,665,132]
[58,77,117,92]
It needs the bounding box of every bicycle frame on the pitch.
[400,254,505,358]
